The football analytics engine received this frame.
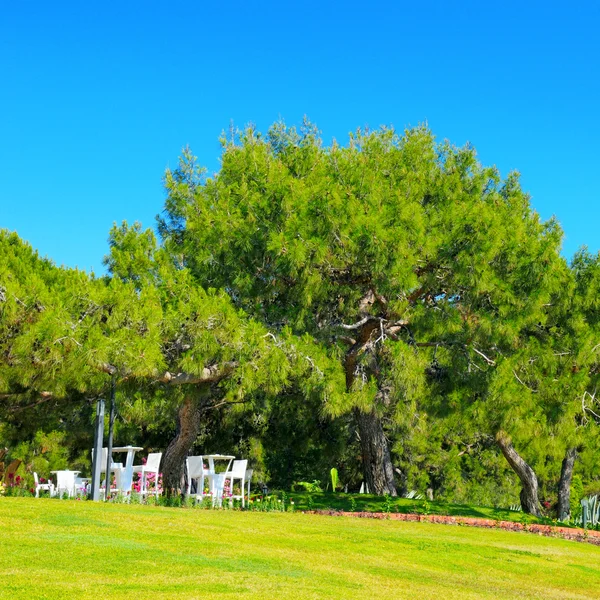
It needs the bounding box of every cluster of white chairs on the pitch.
[34,447,162,499]
[94,447,162,498]
[34,471,88,498]
[186,456,252,507]
[34,450,253,505]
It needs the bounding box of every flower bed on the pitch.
[308,509,600,545]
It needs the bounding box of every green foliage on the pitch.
[330,467,339,492]
[157,120,569,510]
[571,475,585,519]
[293,481,323,493]
[5,118,600,515]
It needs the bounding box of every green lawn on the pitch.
[288,491,551,524]
[1,498,599,599]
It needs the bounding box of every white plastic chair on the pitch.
[186,456,211,500]
[34,472,55,498]
[132,452,162,499]
[55,471,76,498]
[220,460,248,507]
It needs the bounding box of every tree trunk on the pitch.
[162,390,209,495]
[496,431,541,516]
[557,447,578,521]
[354,407,397,496]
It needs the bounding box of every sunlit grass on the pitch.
[288,491,552,524]
[1,497,599,599]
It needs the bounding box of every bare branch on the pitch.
[512,369,537,393]
[340,316,379,330]
[472,346,496,365]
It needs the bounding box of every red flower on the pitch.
[8,473,14,480]
[29,488,34,495]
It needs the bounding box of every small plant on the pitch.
[350,496,357,513]
[330,468,339,492]
[129,492,142,505]
[307,495,314,511]
[384,494,393,514]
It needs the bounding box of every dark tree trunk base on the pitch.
[496,431,541,517]
[162,389,210,495]
[558,447,578,521]
[355,407,397,497]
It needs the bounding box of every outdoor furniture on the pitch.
[221,459,248,507]
[202,454,235,503]
[110,446,143,494]
[52,470,80,498]
[34,472,55,497]
[75,477,90,496]
[132,452,162,498]
[186,456,210,500]
[92,447,123,498]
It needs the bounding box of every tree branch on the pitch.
[158,362,237,385]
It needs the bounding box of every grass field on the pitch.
[288,491,550,524]
[1,498,599,599]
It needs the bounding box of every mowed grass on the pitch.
[1,498,600,599]
[289,492,550,524]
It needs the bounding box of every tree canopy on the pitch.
[2,120,599,516]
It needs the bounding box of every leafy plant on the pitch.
[330,468,339,492]
[293,481,323,493]
[384,494,393,514]
[579,495,600,528]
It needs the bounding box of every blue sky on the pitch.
[1,1,598,273]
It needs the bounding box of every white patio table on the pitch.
[202,454,235,503]
[111,446,143,494]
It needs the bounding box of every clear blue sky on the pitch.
[1,1,598,273]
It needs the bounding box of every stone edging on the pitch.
[306,510,600,545]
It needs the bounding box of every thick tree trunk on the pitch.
[496,431,541,517]
[354,407,397,496]
[162,390,209,495]
[557,447,578,521]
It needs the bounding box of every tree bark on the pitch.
[162,389,210,495]
[496,431,541,516]
[354,407,397,496]
[557,447,578,521]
